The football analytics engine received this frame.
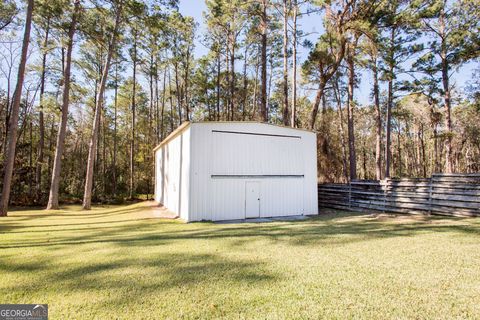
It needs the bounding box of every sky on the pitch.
[0,1,476,109]
[178,0,477,106]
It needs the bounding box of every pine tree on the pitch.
[47,0,81,210]
[0,0,34,216]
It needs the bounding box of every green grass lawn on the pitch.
[1,202,480,319]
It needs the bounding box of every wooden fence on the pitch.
[318,173,480,217]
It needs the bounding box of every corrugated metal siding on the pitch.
[207,177,305,220]
[154,127,190,220]
[211,130,304,175]
[188,123,318,222]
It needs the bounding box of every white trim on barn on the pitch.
[154,122,318,222]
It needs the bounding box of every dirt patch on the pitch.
[147,201,178,219]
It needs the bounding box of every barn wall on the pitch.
[155,127,190,220]
[189,122,318,221]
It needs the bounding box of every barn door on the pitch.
[245,181,260,218]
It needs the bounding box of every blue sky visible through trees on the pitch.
[0,0,476,108]
[178,0,477,106]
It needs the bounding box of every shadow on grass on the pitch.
[0,205,160,234]
[1,206,480,315]
[0,218,174,235]
[0,251,277,310]
[8,205,146,219]
[1,209,479,250]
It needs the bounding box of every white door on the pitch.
[245,181,261,218]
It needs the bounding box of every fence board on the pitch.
[318,173,480,217]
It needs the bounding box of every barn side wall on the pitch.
[155,127,190,221]
[189,122,318,222]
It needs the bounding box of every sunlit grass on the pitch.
[1,202,479,319]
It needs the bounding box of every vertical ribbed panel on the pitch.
[187,123,318,222]
[154,127,190,220]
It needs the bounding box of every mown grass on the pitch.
[1,202,479,319]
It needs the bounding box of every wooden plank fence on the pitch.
[318,173,480,217]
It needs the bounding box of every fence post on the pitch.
[348,182,352,210]
[428,174,434,214]
[382,179,387,213]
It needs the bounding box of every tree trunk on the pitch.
[419,125,427,177]
[333,76,349,183]
[282,0,289,126]
[385,79,393,177]
[308,61,345,130]
[0,0,34,216]
[129,29,137,200]
[385,27,395,178]
[46,0,80,210]
[216,52,221,121]
[440,9,453,173]
[433,124,439,172]
[185,46,191,121]
[310,79,326,130]
[346,44,357,180]
[405,122,412,175]
[290,0,297,128]
[113,59,118,196]
[36,17,50,201]
[229,33,235,121]
[168,68,174,132]
[102,99,106,196]
[92,64,99,193]
[373,57,382,180]
[161,67,167,140]
[147,51,154,200]
[83,2,123,210]
[174,59,182,124]
[260,0,268,122]
[362,142,367,179]
[242,44,249,120]
[29,121,33,197]
[397,126,402,177]
[47,117,55,180]
[155,64,160,142]
[149,52,154,143]
[155,63,159,142]
[17,89,36,143]
[225,42,230,120]
[267,55,274,114]
[252,52,260,119]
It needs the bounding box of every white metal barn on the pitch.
[154,121,318,222]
